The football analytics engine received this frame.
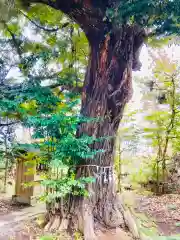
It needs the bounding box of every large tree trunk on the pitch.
[29,0,145,238]
[75,25,142,237]
[45,25,144,240]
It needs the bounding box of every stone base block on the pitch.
[12,195,37,206]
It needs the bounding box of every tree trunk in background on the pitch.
[28,0,145,238]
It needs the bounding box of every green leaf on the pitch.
[39,236,55,240]
[168,204,177,210]
[175,222,180,227]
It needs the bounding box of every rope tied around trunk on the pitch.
[72,164,114,183]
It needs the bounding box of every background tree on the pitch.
[0,3,88,192]
[129,53,180,194]
[115,107,142,191]
[0,6,100,238]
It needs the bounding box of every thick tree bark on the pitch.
[27,0,145,238]
[44,26,144,239]
[74,25,144,237]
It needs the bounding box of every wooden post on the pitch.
[12,154,36,205]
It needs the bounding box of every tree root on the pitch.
[103,196,125,228]
[50,216,61,231]
[59,218,69,231]
[81,200,97,240]
[43,195,125,240]
[44,167,126,239]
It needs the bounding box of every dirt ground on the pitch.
[0,198,133,240]
[0,176,133,239]
[135,193,180,236]
[2,190,180,239]
[0,198,29,215]
[0,219,133,240]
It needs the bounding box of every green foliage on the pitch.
[118,108,142,153]
[1,78,103,199]
[175,222,180,227]
[146,36,175,48]
[122,54,180,191]
[1,0,179,52]
[167,204,177,210]
[106,0,180,36]
[39,231,83,240]
[130,155,162,184]
[0,14,101,201]
[39,236,55,240]
[154,236,180,240]
[142,54,180,157]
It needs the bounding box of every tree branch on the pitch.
[2,22,22,58]
[27,0,110,43]
[29,72,62,81]
[0,121,19,127]
[1,79,82,94]
[48,83,82,93]
[20,10,60,32]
